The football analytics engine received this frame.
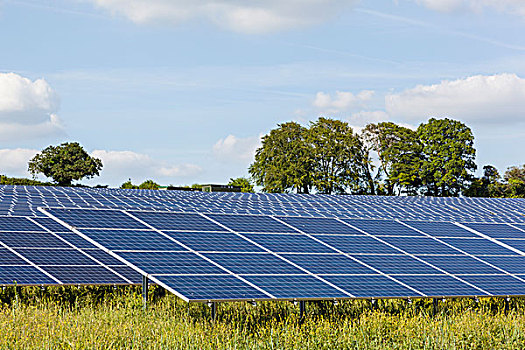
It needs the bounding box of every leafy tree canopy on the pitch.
[228,177,255,193]
[120,180,139,189]
[138,180,160,190]
[28,142,103,186]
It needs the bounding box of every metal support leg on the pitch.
[505,297,510,314]
[210,302,217,322]
[142,275,149,310]
[371,298,377,311]
[432,298,438,316]
[299,301,306,323]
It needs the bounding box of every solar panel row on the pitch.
[40,207,525,302]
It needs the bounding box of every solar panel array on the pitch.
[1,184,525,302]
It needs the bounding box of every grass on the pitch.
[2,286,525,349]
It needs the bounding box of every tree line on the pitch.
[249,117,524,198]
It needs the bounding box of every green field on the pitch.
[2,286,525,349]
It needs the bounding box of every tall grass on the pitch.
[1,286,525,349]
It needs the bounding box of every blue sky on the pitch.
[0,0,524,187]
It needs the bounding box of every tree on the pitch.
[228,177,255,193]
[362,122,422,195]
[417,118,477,197]
[307,117,368,194]
[463,165,505,197]
[138,180,160,190]
[249,122,313,193]
[120,179,139,189]
[503,165,525,198]
[28,142,103,186]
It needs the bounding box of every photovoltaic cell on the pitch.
[355,255,441,275]
[45,208,148,230]
[379,236,461,255]
[243,275,349,299]
[280,253,376,275]
[243,233,334,253]
[117,251,226,275]
[463,223,525,239]
[0,232,71,248]
[13,248,98,266]
[276,217,362,235]
[130,211,227,232]
[205,214,298,233]
[78,230,186,251]
[322,275,419,298]
[165,232,264,252]
[0,217,45,232]
[202,253,305,275]
[154,275,269,301]
[41,266,129,284]
[459,275,525,296]
[393,275,487,297]
[494,239,525,254]
[0,248,28,265]
[82,249,125,265]
[343,219,424,237]
[439,238,518,256]
[0,266,56,285]
[403,221,478,238]
[419,255,502,275]
[313,235,400,255]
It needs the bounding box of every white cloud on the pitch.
[90,150,203,183]
[213,134,262,162]
[0,73,64,141]
[0,148,39,176]
[348,110,390,127]
[385,73,525,124]
[89,0,356,34]
[313,90,374,114]
[413,0,525,16]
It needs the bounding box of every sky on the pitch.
[0,0,524,187]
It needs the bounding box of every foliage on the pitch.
[308,117,368,194]
[120,180,139,189]
[138,180,160,190]
[250,122,313,194]
[228,177,255,193]
[0,175,53,186]
[28,142,103,186]
[2,286,525,349]
[464,164,525,198]
[503,165,525,198]
[417,118,477,197]
[363,122,422,195]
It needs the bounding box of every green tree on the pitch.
[362,122,422,195]
[308,117,368,194]
[417,118,477,197]
[228,177,255,193]
[120,179,139,189]
[28,142,103,186]
[463,165,505,197]
[249,122,313,193]
[138,180,160,190]
[503,165,525,198]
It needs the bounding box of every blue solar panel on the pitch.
[393,275,487,297]
[130,211,227,232]
[77,230,186,251]
[110,266,143,284]
[322,275,419,298]
[280,253,376,274]
[276,217,362,235]
[202,253,305,275]
[0,232,71,248]
[14,248,99,265]
[0,248,28,265]
[41,266,129,284]
[419,255,502,275]
[154,275,269,301]
[54,232,98,249]
[31,217,70,232]
[356,255,441,274]
[463,223,525,239]
[481,256,525,274]
[343,219,424,237]
[117,251,225,274]
[459,275,525,296]
[165,232,264,252]
[0,266,56,285]
[243,233,334,253]
[0,217,45,232]
[206,214,297,233]
[492,239,525,254]
[439,238,518,256]
[313,235,400,255]
[45,208,148,230]
[404,221,478,238]
[82,249,125,265]
[243,275,349,299]
[379,236,461,255]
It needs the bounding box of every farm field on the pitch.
[1,286,525,349]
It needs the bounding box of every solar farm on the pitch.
[2,184,525,306]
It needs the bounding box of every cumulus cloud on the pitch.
[385,73,525,124]
[413,0,525,16]
[0,148,39,176]
[89,0,356,34]
[90,150,203,183]
[0,73,64,141]
[213,134,262,162]
[348,110,390,127]
[313,90,374,115]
